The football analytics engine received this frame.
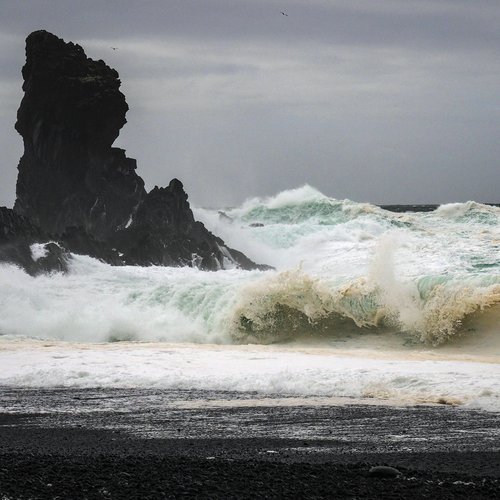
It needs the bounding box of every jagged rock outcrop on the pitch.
[110,179,226,268]
[5,30,267,272]
[0,207,68,275]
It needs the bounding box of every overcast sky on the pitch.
[1,0,499,207]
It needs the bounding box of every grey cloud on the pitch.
[3,1,499,49]
[0,0,499,207]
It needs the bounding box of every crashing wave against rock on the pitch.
[1,30,267,274]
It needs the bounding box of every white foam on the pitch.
[435,201,500,220]
[237,184,328,212]
[3,184,500,414]
[0,341,498,411]
[0,256,264,343]
[2,182,500,347]
[30,243,49,261]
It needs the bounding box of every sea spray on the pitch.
[0,258,263,343]
[368,233,421,329]
[227,265,500,344]
[1,186,499,346]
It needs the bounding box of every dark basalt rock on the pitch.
[60,226,123,266]
[14,30,144,240]
[0,207,68,275]
[368,466,401,478]
[111,179,220,268]
[5,30,268,272]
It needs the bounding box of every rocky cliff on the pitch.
[3,30,266,273]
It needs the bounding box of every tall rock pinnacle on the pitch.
[8,30,268,271]
[14,30,145,238]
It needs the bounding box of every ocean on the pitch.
[1,185,499,411]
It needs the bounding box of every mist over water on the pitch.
[1,185,499,346]
[197,186,500,346]
[1,186,499,410]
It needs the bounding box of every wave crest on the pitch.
[229,269,500,345]
[435,201,500,224]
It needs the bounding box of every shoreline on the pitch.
[1,337,499,364]
[1,339,499,412]
[1,388,499,498]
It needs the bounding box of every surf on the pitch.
[0,185,498,349]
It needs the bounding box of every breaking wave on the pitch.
[1,186,499,348]
[229,268,500,345]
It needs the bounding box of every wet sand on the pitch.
[0,388,499,498]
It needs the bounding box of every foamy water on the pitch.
[0,186,499,410]
[0,341,499,411]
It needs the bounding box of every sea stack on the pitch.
[5,30,265,272]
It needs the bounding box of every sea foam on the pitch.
[0,342,499,411]
[0,186,499,347]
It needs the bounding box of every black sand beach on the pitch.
[0,388,499,498]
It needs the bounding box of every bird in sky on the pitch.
[280,11,288,16]
[110,47,118,51]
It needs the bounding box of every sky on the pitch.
[1,0,499,208]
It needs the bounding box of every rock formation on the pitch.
[1,30,267,273]
[14,30,144,239]
[0,207,68,275]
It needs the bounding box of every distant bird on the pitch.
[280,11,288,16]
[110,47,118,51]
